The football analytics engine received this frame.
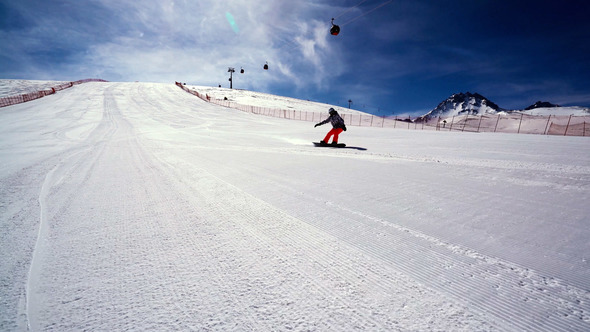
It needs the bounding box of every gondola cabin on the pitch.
[330,24,340,36]
[263,62,268,70]
[330,18,340,36]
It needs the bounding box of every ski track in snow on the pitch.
[1,82,589,331]
[185,147,590,331]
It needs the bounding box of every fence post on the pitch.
[394,116,397,128]
[564,115,572,136]
[477,114,483,132]
[494,114,500,132]
[462,114,468,132]
[544,115,551,135]
[449,116,455,131]
[517,113,524,134]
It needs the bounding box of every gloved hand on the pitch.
[314,123,320,127]
[343,125,347,131]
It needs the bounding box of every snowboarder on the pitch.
[314,108,347,145]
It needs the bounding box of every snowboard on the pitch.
[313,142,346,148]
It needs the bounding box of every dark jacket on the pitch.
[317,113,347,130]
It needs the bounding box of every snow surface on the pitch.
[0,80,69,97]
[1,81,589,331]
[188,85,368,116]
[520,106,590,116]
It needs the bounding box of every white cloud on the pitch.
[65,0,343,93]
[1,0,352,99]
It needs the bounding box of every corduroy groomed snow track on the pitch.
[1,82,589,331]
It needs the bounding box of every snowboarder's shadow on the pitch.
[313,142,367,150]
[343,146,367,151]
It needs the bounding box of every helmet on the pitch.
[329,108,337,115]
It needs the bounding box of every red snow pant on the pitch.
[323,128,344,143]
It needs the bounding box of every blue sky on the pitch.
[1,0,589,116]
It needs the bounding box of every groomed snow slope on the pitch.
[0,79,69,97]
[1,82,589,331]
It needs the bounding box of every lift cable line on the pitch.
[330,0,394,35]
[340,0,393,27]
[332,0,371,21]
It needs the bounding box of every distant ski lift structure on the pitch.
[263,62,269,70]
[227,67,235,89]
[330,18,340,36]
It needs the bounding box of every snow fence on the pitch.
[0,79,108,108]
[429,113,590,137]
[176,82,590,137]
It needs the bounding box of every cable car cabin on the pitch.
[330,18,340,36]
[240,68,244,74]
[263,62,268,70]
[330,24,340,36]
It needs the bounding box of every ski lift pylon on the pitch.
[330,18,340,36]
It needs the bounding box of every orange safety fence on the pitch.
[0,79,107,108]
[175,82,590,137]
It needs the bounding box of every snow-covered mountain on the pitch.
[417,92,589,121]
[417,92,501,121]
[525,101,560,110]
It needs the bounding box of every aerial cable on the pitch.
[333,0,371,20]
[340,0,393,27]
